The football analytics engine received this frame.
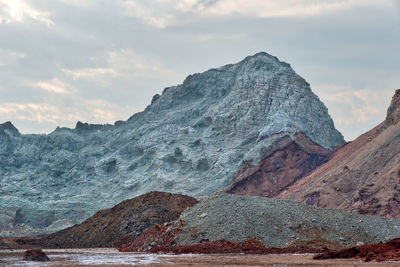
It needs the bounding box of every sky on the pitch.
[0,0,399,141]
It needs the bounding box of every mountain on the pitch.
[0,52,344,236]
[277,89,400,218]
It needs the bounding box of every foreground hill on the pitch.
[120,193,400,252]
[0,52,343,235]
[277,89,400,218]
[0,192,197,249]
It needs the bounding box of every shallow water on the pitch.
[0,248,399,266]
[0,248,179,266]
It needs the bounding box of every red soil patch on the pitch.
[314,238,400,262]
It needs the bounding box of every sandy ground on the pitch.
[0,248,399,267]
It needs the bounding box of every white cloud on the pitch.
[120,0,174,28]
[59,0,93,6]
[86,100,118,122]
[33,78,71,94]
[0,103,64,123]
[63,68,119,81]
[62,50,177,85]
[193,33,246,42]
[0,100,118,126]
[0,50,26,67]
[178,0,350,16]
[119,0,377,28]
[318,84,392,126]
[0,0,53,26]
[107,50,175,79]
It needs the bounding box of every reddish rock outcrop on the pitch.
[277,89,400,218]
[23,249,50,262]
[225,132,339,197]
[314,238,400,262]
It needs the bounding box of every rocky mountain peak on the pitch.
[0,121,20,136]
[385,89,400,125]
[145,52,343,148]
[241,51,291,69]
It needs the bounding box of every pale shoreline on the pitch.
[1,248,399,267]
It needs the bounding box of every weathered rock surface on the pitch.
[0,192,197,248]
[314,238,400,262]
[121,193,400,251]
[0,121,20,137]
[0,52,343,235]
[225,132,339,197]
[278,89,400,218]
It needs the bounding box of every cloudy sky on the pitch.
[0,0,399,141]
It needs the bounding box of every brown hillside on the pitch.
[225,132,339,197]
[278,89,400,218]
[3,191,197,248]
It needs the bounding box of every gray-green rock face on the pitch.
[0,52,344,236]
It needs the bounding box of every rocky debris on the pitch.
[0,52,344,236]
[119,223,179,252]
[226,132,339,197]
[23,249,50,262]
[39,192,197,248]
[120,193,400,252]
[278,89,400,218]
[314,238,400,262]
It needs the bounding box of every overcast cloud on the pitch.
[0,0,399,141]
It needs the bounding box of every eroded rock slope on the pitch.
[278,89,400,218]
[225,132,340,197]
[0,52,343,235]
